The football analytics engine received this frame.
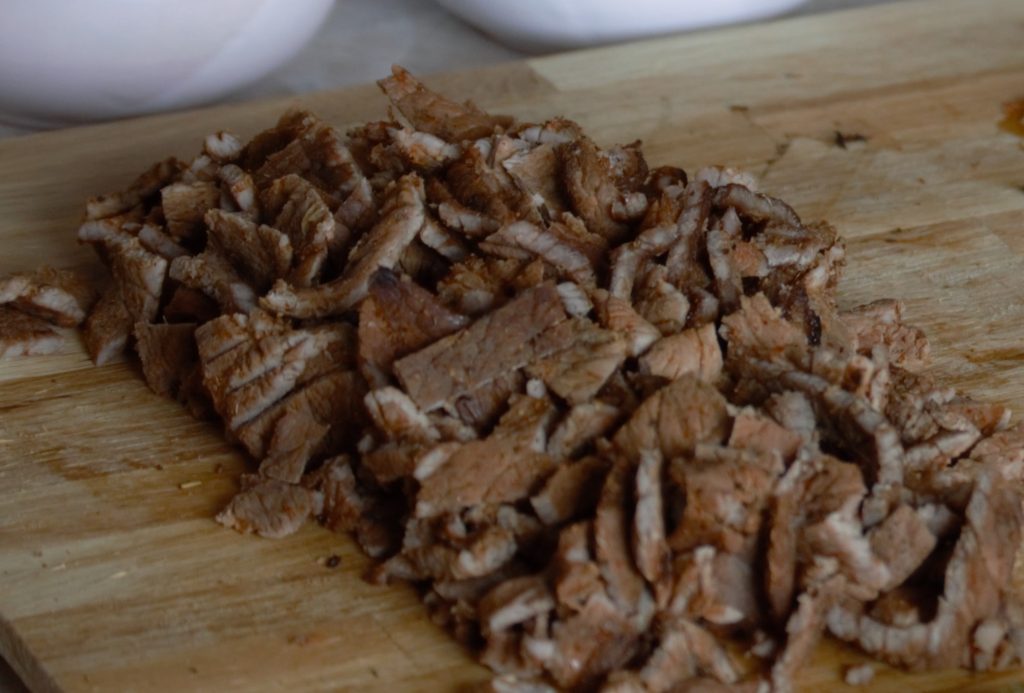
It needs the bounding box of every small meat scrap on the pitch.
[840,299,930,369]
[45,66,1024,692]
[216,479,319,538]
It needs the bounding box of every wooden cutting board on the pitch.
[2,0,1024,690]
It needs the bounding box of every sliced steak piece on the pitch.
[532,592,642,689]
[257,396,330,483]
[137,224,189,260]
[770,576,844,693]
[133,322,198,399]
[480,575,555,635]
[0,306,63,357]
[547,401,620,459]
[482,217,606,287]
[502,142,567,217]
[85,158,181,220]
[525,318,628,405]
[357,268,469,387]
[719,293,810,373]
[595,460,650,615]
[668,445,780,554]
[713,183,801,228]
[638,323,722,383]
[562,137,647,244]
[613,375,730,460]
[0,265,95,327]
[386,126,463,171]
[664,181,713,288]
[634,264,691,336]
[827,468,1024,670]
[106,235,167,325]
[365,385,440,444]
[82,285,132,365]
[261,174,336,286]
[611,181,708,300]
[378,65,514,142]
[169,250,256,314]
[196,313,331,431]
[595,292,661,358]
[204,130,243,163]
[453,370,526,431]
[204,208,292,291]
[531,456,609,526]
[706,208,744,313]
[868,503,937,590]
[160,181,220,241]
[262,173,429,318]
[394,283,569,413]
[633,449,670,591]
[415,395,559,517]
[727,406,803,462]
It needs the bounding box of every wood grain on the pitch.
[2,0,1024,690]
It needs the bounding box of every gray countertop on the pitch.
[0,0,898,689]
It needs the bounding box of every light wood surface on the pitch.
[2,0,1024,690]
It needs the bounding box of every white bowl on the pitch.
[435,0,809,52]
[0,0,334,127]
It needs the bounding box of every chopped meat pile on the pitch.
[17,65,1022,689]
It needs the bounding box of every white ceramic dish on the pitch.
[435,0,810,52]
[0,0,334,127]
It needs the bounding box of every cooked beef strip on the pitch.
[161,181,220,241]
[0,265,95,327]
[204,208,292,291]
[394,283,569,413]
[82,285,132,365]
[378,65,514,142]
[613,375,730,460]
[357,267,469,388]
[260,174,336,287]
[262,173,429,318]
[0,306,63,358]
[133,322,198,399]
[415,394,559,517]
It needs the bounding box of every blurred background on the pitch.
[0,0,897,139]
[0,0,899,690]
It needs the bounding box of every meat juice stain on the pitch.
[999,99,1024,138]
